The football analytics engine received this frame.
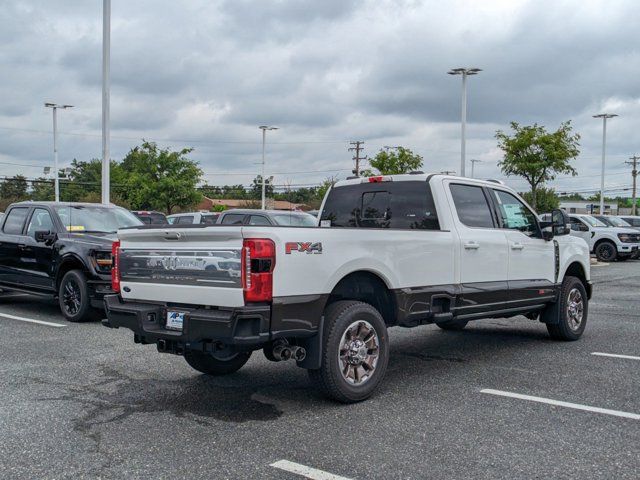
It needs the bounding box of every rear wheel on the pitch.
[184,350,251,375]
[543,276,588,341]
[308,300,389,403]
[58,270,92,322]
[594,241,617,262]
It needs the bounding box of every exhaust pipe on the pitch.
[270,343,306,362]
[272,344,292,361]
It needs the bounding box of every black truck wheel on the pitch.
[184,350,251,375]
[308,300,389,403]
[58,270,92,322]
[542,276,588,341]
[436,319,468,331]
[594,241,617,262]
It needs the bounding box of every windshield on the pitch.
[55,205,143,233]
[582,215,607,227]
[272,213,318,227]
[601,216,631,227]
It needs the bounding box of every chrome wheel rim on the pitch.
[566,288,584,331]
[62,279,81,315]
[338,320,380,385]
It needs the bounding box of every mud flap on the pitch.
[296,316,324,369]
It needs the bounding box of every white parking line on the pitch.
[270,460,353,480]
[0,312,66,328]
[592,352,640,361]
[481,389,640,420]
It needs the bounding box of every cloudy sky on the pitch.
[1,0,639,195]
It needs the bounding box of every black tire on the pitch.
[308,300,390,403]
[594,241,617,262]
[542,276,588,341]
[58,270,93,322]
[184,350,251,375]
[436,319,468,331]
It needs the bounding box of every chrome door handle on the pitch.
[464,241,480,250]
[511,242,524,250]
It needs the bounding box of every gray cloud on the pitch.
[0,0,639,195]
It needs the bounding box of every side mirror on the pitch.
[35,230,57,244]
[551,209,570,236]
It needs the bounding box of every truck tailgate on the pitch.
[117,227,244,307]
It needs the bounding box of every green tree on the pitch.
[250,175,274,200]
[496,121,580,208]
[365,147,423,176]
[0,175,29,200]
[120,141,203,213]
[521,186,560,213]
[30,178,55,201]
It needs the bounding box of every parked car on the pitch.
[618,215,640,230]
[592,214,633,229]
[216,209,318,226]
[131,210,168,225]
[565,213,639,261]
[167,212,220,225]
[105,174,591,403]
[0,202,143,321]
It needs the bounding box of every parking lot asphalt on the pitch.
[0,262,638,480]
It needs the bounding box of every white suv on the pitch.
[568,214,640,261]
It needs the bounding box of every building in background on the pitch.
[197,196,309,212]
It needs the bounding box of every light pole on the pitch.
[102,0,111,204]
[448,67,482,177]
[593,113,618,214]
[44,103,73,202]
[258,126,278,210]
[470,159,482,178]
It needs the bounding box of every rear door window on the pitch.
[200,215,218,225]
[3,207,29,235]
[320,181,439,230]
[248,215,271,226]
[449,184,495,228]
[176,216,194,225]
[221,214,246,225]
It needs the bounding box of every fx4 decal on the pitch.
[285,242,323,254]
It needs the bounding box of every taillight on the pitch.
[111,240,121,293]
[242,238,275,303]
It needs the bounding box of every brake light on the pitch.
[111,240,121,293]
[367,176,391,183]
[242,238,275,302]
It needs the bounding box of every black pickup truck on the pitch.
[0,201,142,321]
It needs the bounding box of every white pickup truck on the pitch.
[104,174,592,402]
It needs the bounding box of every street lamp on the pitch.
[258,126,278,210]
[470,159,483,178]
[448,67,482,177]
[102,0,111,204]
[593,113,618,214]
[44,102,73,202]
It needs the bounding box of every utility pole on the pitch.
[258,126,278,210]
[349,141,366,176]
[625,155,639,215]
[102,0,111,204]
